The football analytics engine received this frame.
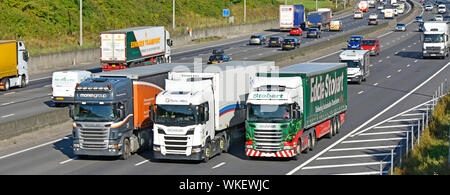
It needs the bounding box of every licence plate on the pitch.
[252,39,258,41]
[57,97,64,100]
[272,41,276,43]
[212,62,218,64]
[286,45,291,47]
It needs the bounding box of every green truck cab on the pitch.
[245,63,348,159]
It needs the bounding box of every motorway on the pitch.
[0,2,408,124]
[0,0,449,175]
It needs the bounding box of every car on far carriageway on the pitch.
[306,28,321,38]
[268,36,284,47]
[395,23,407,31]
[207,49,232,64]
[361,38,380,55]
[282,37,301,50]
[249,34,266,45]
[289,27,303,36]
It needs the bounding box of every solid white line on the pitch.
[3,92,15,96]
[212,162,226,169]
[1,114,15,118]
[30,76,52,82]
[374,124,415,129]
[59,157,78,165]
[329,145,402,152]
[342,137,405,144]
[302,161,390,170]
[0,137,68,160]
[317,153,395,160]
[388,118,421,122]
[134,160,149,166]
[358,131,409,136]
[1,102,15,106]
[308,50,342,62]
[334,171,388,175]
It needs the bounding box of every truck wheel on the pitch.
[20,76,26,88]
[309,131,316,151]
[293,140,301,160]
[335,117,341,134]
[203,141,212,163]
[220,135,228,153]
[1,78,10,91]
[121,138,131,160]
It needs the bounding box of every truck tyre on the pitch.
[203,141,212,163]
[309,131,316,151]
[325,121,334,138]
[293,140,302,160]
[121,138,131,160]
[20,76,26,88]
[1,78,10,91]
[219,135,228,153]
[335,116,341,134]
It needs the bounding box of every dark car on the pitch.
[207,50,231,64]
[282,38,300,50]
[306,28,321,38]
[249,34,266,45]
[268,36,284,47]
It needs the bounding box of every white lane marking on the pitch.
[0,136,70,160]
[388,118,421,122]
[302,161,390,170]
[358,131,409,136]
[59,157,78,165]
[400,113,426,116]
[44,84,52,88]
[341,137,405,144]
[373,83,379,86]
[386,56,390,59]
[134,160,150,166]
[398,69,402,72]
[374,124,415,129]
[1,102,15,106]
[386,75,391,78]
[406,64,411,67]
[414,60,418,63]
[30,76,52,82]
[334,171,388,175]
[3,92,15,96]
[212,162,226,169]
[358,91,364,95]
[317,153,395,160]
[308,49,343,62]
[1,114,15,118]
[329,145,403,152]
[378,60,383,63]
[369,64,373,67]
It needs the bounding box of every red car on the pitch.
[290,27,303,36]
[361,38,380,56]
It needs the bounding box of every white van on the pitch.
[52,70,91,106]
[438,4,446,14]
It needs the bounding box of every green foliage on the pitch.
[0,0,279,55]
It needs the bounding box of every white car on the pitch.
[435,15,443,21]
[437,4,446,14]
[378,5,384,10]
[354,11,363,19]
[425,4,433,11]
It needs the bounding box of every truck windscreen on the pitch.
[341,60,361,68]
[247,104,291,123]
[155,105,196,126]
[73,104,117,122]
[424,34,444,43]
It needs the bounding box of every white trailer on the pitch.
[152,61,275,162]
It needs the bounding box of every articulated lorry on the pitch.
[100,26,173,72]
[70,63,194,159]
[307,10,332,31]
[245,63,347,159]
[152,61,275,162]
[422,21,450,59]
[280,5,306,31]
[0,40,29,91]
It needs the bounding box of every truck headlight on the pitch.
[153,145,161,152]
[284,146,293,150]
[192,146,202,153]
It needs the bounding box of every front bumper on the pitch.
[153,150,203,161]
[246,149,295,158]
[347,75,362,82]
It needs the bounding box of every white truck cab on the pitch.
[340,50,370,84]
[422,21,449,59]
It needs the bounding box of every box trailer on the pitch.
[0,40,29,91]
[152,61,275,162]
[245,63,348,158]
[280,5,306,31]
[52,70,92,106]
[100,26,173,71]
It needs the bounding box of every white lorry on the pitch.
[384,9,394,19]
[340,50,370,84]
[422,21,450,59]
[152,61,275,162]
[52,70,91,106]
[0,41,29,91]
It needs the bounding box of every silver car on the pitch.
[395,23,406,31]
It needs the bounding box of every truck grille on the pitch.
[426,47,441,53]
[253,129,283,152]
[164,135,189,154]
[79,128,109,150]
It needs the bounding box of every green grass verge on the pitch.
[395,94,450,175]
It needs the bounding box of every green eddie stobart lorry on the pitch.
[245,63,348,159]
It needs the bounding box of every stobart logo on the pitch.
[310,72,344,103]
[253,93,284,99]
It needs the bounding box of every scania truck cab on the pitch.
[152,61,275,162]
[422,21,449,59]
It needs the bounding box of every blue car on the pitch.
[347,35,363,50]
